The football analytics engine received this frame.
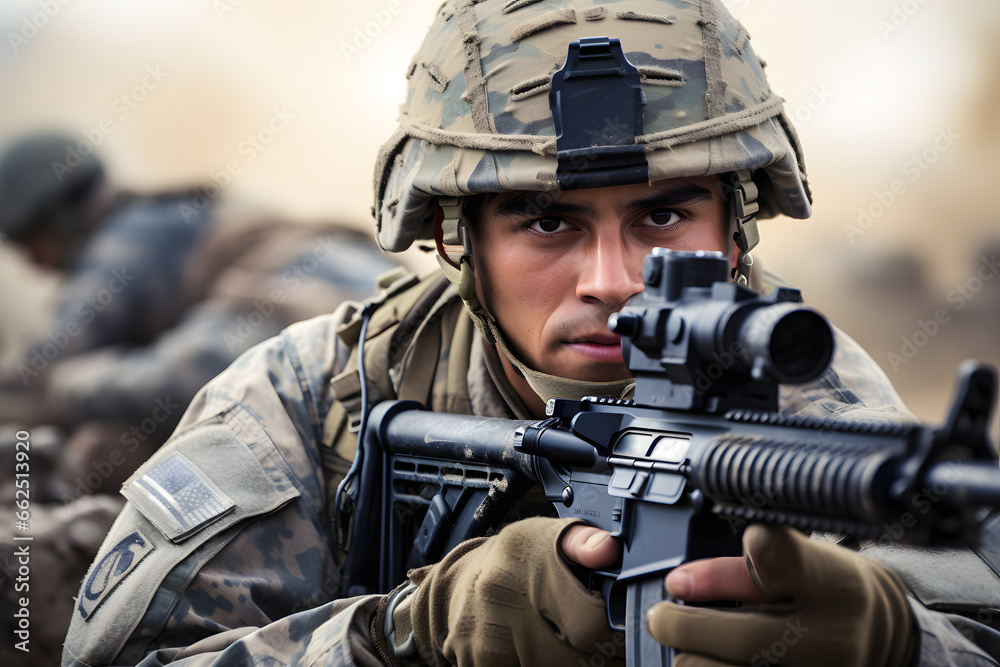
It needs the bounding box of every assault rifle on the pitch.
[340,248,1000,667]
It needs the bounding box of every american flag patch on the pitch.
[122,452,235,543]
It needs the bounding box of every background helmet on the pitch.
[373,0,812,254]
[0,133,105,242]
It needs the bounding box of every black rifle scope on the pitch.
[609,248,835,412]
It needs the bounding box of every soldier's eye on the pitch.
[644,210,682,228]
[528,217,571,234]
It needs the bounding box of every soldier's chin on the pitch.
[558,361,633,384]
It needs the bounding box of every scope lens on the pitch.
[769,310,834,383]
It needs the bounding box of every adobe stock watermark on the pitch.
[340,0,405,63]
[958,608,998,644]
[179,107,295,222]
[16,267,136,385]
[787,84,833,126]
[692,341,747,395]
[887,253,998,372]
[877,461,965,541]
[579,630,625,667]
[7,0,72,54]
[877,0,933,40]
[843,126,959,244]
[213,0,248,20]
[750,620,809,666]
[716,423,842,535]
[503,114,644,217]
[289,569,344,614]
[220,233,343,352]
[11,429,32,654]
[49,65,170,182]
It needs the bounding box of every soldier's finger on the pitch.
[645,601,802,664]
[744,524,863,599]
[559,524,620,569]
[666,557,780,603]
[674,652,737,667]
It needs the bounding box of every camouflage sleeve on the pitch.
[128,597,385,666]
[779,324,917,424]
[858,535,1000,666]
[911,606,1000,666]
[61,305,383,666]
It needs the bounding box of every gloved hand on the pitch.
[388,517,625,667]
[645,524,919,666]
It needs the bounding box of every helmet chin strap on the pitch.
[436,197,635,405]
[729,170,760,286]
[486,318,635,405]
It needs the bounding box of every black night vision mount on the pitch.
[550,36,649,190]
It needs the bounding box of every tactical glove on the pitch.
[393,517,625,667]
[645,524,919,666]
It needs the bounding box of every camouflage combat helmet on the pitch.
[372,0,812,402]
[374,0,811,251]
[0,133,105,241]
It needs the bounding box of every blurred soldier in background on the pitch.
[0,132,399,497]
[0,132,397,667]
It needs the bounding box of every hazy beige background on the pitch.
[1,0,998,435]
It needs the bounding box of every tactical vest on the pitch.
[319,267,480,513]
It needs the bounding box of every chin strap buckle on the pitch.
[439,196,471,266]
[437,196,497,343]
[730,170,760,286]
[438,196,477,302]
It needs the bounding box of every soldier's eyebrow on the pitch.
[491,194,594,219]
[489,182,715,220]
[622,183,715,215]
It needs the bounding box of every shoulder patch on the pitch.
[65,422,301,667]
[78,530,155,621]
[122,452,235,543]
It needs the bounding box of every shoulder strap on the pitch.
[321,269,467,468]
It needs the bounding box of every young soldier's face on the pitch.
[471,176,731,385]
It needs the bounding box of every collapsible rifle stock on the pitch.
[341,249,1000,667]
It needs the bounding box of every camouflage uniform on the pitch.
[63,0,1000,664]
[62,267,1000,666]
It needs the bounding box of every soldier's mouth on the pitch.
[565,334,624,364]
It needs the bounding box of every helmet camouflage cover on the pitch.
[374,0,812,253]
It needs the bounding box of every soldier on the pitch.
[63,1,1000,665]
[0,133,399,480]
